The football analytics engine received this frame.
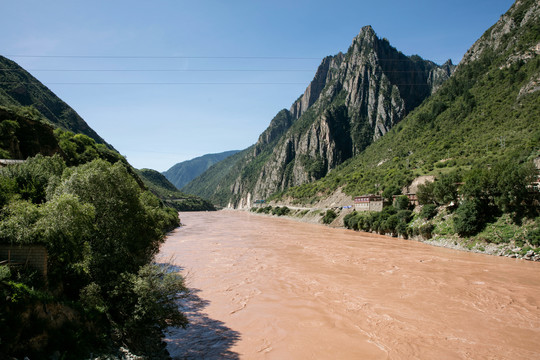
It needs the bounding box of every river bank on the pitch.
[245,203,540,262]
[159,211,540,359]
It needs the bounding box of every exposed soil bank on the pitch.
[159,211,540,359]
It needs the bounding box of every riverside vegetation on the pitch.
[342,160,539,259]
[0,106,189,358]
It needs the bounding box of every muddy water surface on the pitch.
[158,211,540,359]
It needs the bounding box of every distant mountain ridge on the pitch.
[163,150,240,189]
[0,56,108,146]
[137,168,216,211]
[183,25,455,207]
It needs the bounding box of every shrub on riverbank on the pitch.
[322,209,337,224]
[272,206,291,216]
[343,206,412,237]
[251,205,291,216]
[0,155,186,358]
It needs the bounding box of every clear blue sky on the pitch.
[1,0,515,171]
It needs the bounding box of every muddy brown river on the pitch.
[157,211,540,359]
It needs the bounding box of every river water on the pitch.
[157,211,540,359]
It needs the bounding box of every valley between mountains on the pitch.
[0,0,538,358]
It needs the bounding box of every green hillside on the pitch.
[163,150,240,189]
[0,56,108,146]
[137,168,216,211]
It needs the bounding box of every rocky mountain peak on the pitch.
[184,25,457,208]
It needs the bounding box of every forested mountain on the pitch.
[0,56,108,145]
[163,150,239,189]
[183,26,455,208]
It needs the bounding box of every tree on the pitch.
[491,161,537,216]
[37,193,95,292]
[50,160,165,284]
[454,199,483,236]
[394,195,410,210]
[322,209,337,224]
[417,181,436,205]
[432,171,460,205]
[459,160,538,219]
[420,204,438,219]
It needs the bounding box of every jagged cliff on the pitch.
[184,26,455,208]
[273,0,539,204]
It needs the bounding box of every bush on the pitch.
[322,209,337,224]
[420,204,438,219]
[527,226,540,247]
[272,206,290,216]
[110,264,188,353]
[344,211,358,229]
[257,206,272,214]
[394,195,410,210]
[454,199,483,236]
[419,223,435,239]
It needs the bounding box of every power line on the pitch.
[5,54,322,60]
[4,54,452,64]
[0,68,316,72]
[0,81,309,85]
[0,81,432,86]
[0,68,450,74]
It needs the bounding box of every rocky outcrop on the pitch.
[0,107,63,159]
[460,0,540,68]
[290,54,344,120]
[235,26,455,204]
[254,109,293,156]
[185,26,456,208]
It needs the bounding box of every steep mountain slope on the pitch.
[0,106,62,159]
[277,0,540,203]
[0,56,108,145]
[137,168,216,211]
[163,150,240,189]
[184,26,455,207]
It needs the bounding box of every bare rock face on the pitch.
[460,0,540,68]
[290,54,344,120]
[194,26,456,207]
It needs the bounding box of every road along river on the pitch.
[157,210,540,359]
